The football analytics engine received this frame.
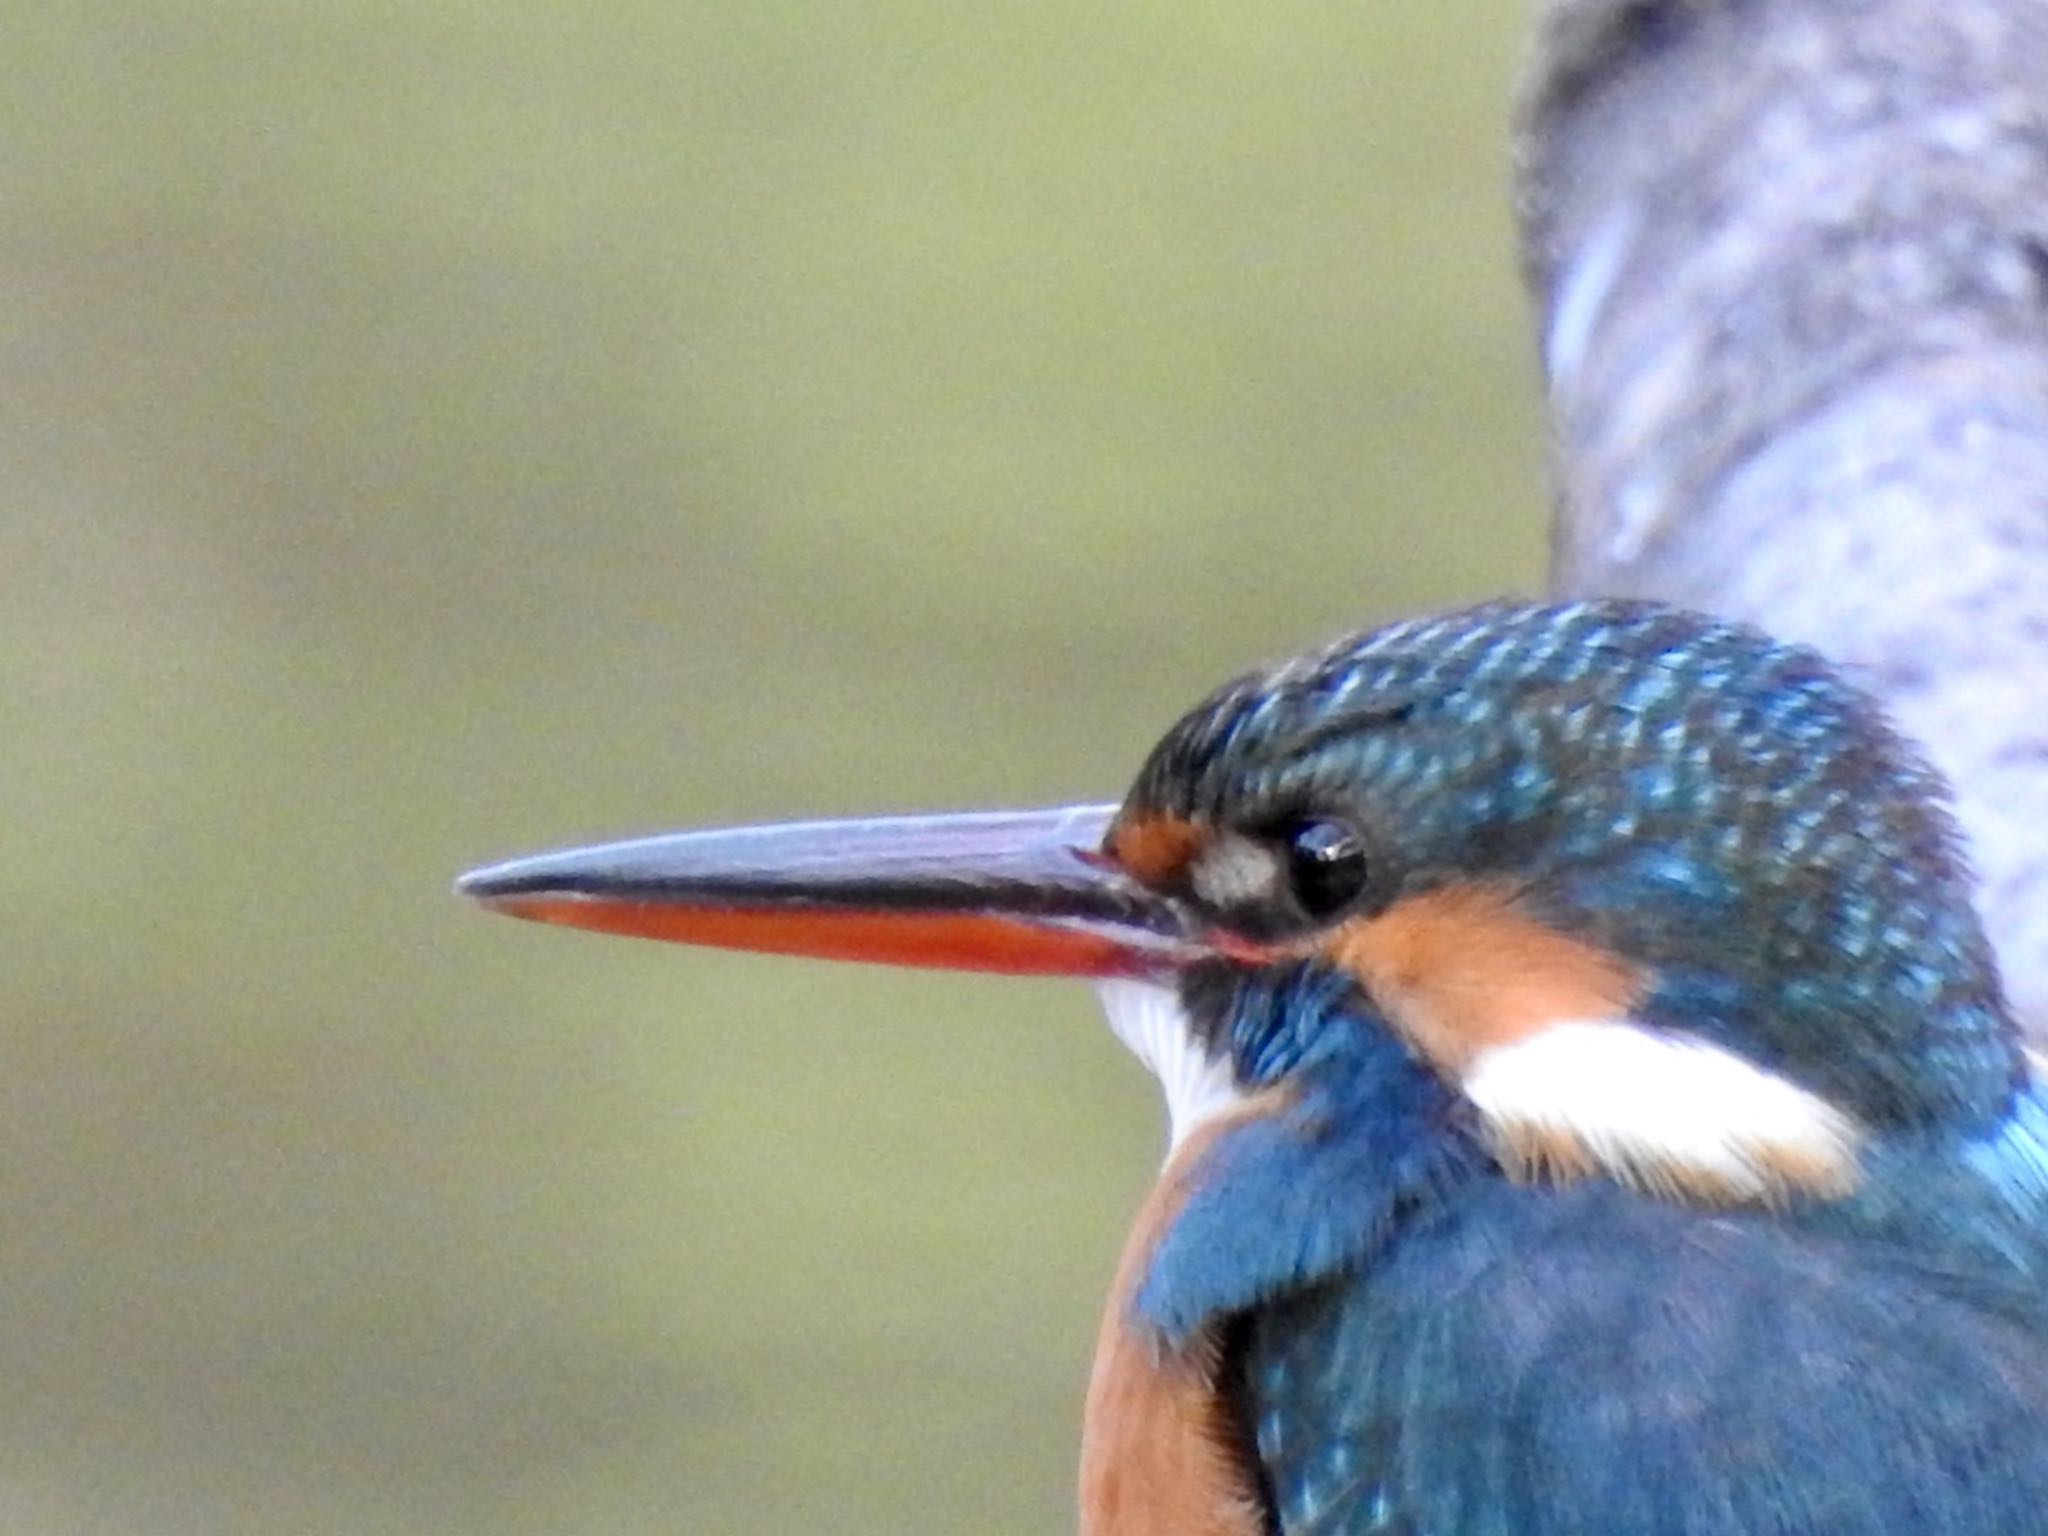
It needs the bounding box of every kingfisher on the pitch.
[460,599,2048,1535]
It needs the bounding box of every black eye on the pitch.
[1283,819,1372,920]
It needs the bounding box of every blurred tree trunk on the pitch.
[1520,0,2048,1040]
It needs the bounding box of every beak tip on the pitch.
[455,858,551,904]
[454,872,581,936]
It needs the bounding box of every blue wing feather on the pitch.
[1245,1182,2048,1535]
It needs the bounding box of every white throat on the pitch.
[1094,979,1245,1158]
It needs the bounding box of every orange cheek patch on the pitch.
[1106,813,1209,889]
[1320,883,1644,1077]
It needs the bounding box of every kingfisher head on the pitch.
[461,600,2025,1317]
[1103,600,2019,1195]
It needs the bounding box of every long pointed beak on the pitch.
[457,804,1206,978]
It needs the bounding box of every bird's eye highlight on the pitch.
[1282,819,1372,920]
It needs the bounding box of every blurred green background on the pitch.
[6,4,1542,1533]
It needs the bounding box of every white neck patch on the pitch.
[1094,979,1245,1159]
[1463,1019,1865,1206]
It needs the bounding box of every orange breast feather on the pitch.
[1079,1112,1270,1536]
